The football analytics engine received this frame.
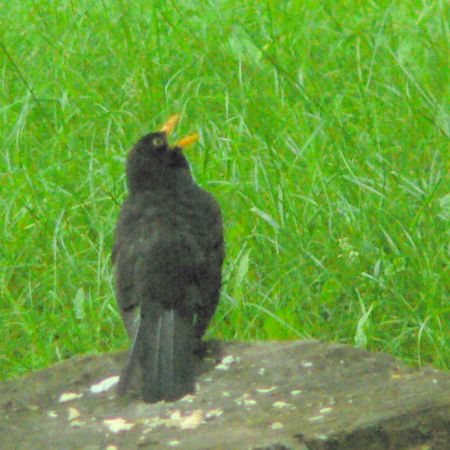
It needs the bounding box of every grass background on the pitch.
[1,0,448,380]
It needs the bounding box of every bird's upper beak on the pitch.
[159,114,199,149]
[160,114,181,136]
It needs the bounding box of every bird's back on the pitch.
[114,183,220,289]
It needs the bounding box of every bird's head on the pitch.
[126,115,199,194]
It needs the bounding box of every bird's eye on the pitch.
[152,137,164,147]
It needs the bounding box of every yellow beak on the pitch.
[176,133,199,149]
[159,114,199,149]
[159,114,181,135]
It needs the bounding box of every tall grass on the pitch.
[1,0,448,379]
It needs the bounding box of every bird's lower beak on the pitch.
[177,133,199,149]
[160,114,181,135]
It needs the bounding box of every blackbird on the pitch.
[112,115,224,403]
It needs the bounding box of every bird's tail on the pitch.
[117,300,196,403]
[141,302,195,402]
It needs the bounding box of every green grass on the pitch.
[1,0,448,380]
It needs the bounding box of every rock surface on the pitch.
[1,340,449,449]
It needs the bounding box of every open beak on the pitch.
[159,114,199,149]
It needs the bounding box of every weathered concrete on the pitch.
[1,340,449,449]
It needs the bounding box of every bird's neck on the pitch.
[128,167,194,196]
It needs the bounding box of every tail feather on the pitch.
[159,310,175,393]
[133,303,195,403]
[117,321,143,396]
[140,308,194,402]
[118,304,195,402]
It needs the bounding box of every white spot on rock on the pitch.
[256,386,276,394]
[309,415,324,421]
[59,392,83,403]
[272,401,294,409]
[70,420,86,427]
[142,409,205,431]
[90,376,119,393]
[222,355,236,365]
[205,408,223,419]
[67,407,81,421]
[103,417,135,433]
[216,354,238,370]
[234,393,256,406]
[179,409,203,430]
[302,361,313,368]
[319,407,333,414]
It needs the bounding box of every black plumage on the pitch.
[112,120,224,403]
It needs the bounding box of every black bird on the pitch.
[112,115,224,403]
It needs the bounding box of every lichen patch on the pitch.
[256,386,277,393]
[319,407,333,414]
[89,376,119,394]
[67,407,80,421]
[205,408,223,419]
[103,417,135,433]
[272,401,294,409]
[59,392,83,403]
